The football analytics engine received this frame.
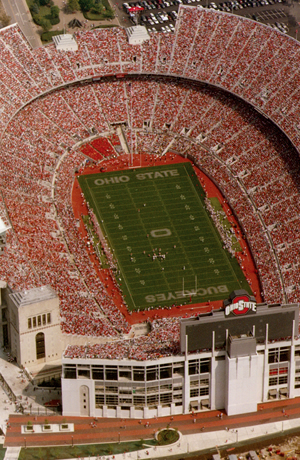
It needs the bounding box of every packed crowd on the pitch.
[64,317,180,360]
[0,9,299,358]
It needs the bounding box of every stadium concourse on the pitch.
[1,3,300,405]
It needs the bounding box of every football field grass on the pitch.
[78,162,251,311]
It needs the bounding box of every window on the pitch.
[160,364,172,380]
[119,369,131,380]
[133,395,145,406]
[200,359,210,374]
[160,393,172,405]
[92,366,104,380]
[106,386,118,393]
[28,313,51,329]
[160,384,171,392]
[189,360,198,375]
[1,308,6,322]
[147,386,159,394]
[78,366,90,379]
[119,398,132,405]
[295,347,300,357]
[190,388,199,398]
[119,389,132,395]
[133,368,145,382]
[268,347,290,364]
[173,364,184,377]
[200,387,209,396]
[147,394,159,406]
[36,332,45,359]
[268,364,288,386]
[64,365,76,379]
[106,367,118,380]
[147,366,158,381]
[105,395,118,406]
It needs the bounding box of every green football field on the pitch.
[78,162,251,311]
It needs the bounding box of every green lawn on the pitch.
[18,439,155,460]
[0,445,5,460]
[78,162,251,311]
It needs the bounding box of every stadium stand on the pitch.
[1,6,300,360]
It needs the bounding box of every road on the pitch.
[1,0,41,48]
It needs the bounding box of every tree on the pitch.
[0,12,10,27]
[79,0,93,11]
[30,3,39,14]
[91,2,102,13]
[67,0,80,11]
[39,17,52,31]
[50,5,60,18]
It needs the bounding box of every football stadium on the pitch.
[1,5,300,418]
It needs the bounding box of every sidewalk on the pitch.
[4,413,300,460]
[3,446,21,460]
[0,348,61,439]
[4,398,300,456]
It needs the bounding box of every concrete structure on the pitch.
[52,33,78,51]
[62,293,300,418]
[0,217,10,255]
[126,25,150,44]
[0,284,63,376]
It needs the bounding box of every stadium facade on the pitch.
[0,4,300,420]
[61,292,300,418]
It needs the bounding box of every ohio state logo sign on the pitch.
[224,290,256,317]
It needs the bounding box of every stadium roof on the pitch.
[10,286,57,308]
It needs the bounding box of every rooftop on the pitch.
[10,285,57,308]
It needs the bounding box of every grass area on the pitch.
[93,24,118,28]
[25,0,52,19]
[83,0,115,20]
[209,197,242,252]
[78,162,251,311]
[157,428,180,445]
[0,445,6,460]
[41,30,64,42]
[84,10,114,20]
[19,439,156,460]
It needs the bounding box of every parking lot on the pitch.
[118,0,300,39]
